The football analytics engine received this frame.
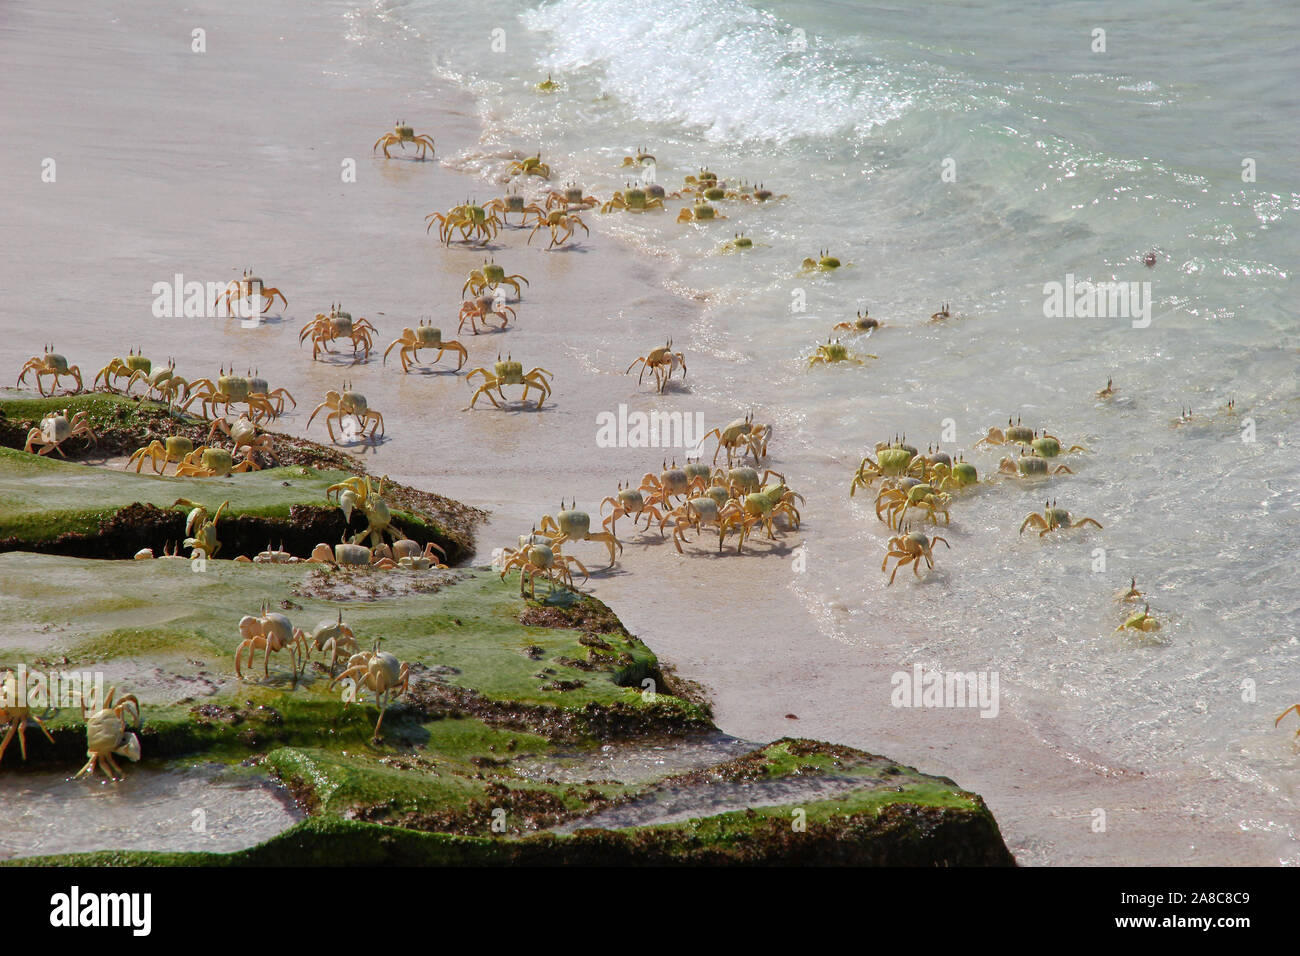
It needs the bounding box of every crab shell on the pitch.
[702,186,726,201]
[728,467,761,494]
[228,418,258,446]
[217,375,250,402]
[527,543,555,568]
[705,485,730,508]
[201,448,235,473]
[555,510,591,538]
[503,195,526,212]
[340,392,368,415]
[564,186,585,203]
[729,237,753,249]
[686,496,719,522]
[44,353,71,373]
[85,709,141,761]
[1045,508,1072,527]
[692,203,718,220]
[482,263,508,283]
[617,488,645,509]
[876,448,915,476]
[330,314,354,335]
[40,415,71,442]
[392,539,423,560]
[1031,436,1062,458]
[819,257,841,268]
[662,466,689,495]
[494,361,525,384]
[416,326,443,347]
[1016,456,1049,476]
[248,374,270,395]
[125,355,152,374]
[821,343,850,361]
[396,125,415,138]
[684,462,711,483]
[335,543,372,566]
[310,543,334,562]
[949,461,978,485]
[1006,424,1035,444]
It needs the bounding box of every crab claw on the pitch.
[338,489,360,524]
[115,733,142,763]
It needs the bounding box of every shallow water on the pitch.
[0,762,302,860]
[357,0,1300,843]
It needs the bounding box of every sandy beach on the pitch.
[1,0,1293,865]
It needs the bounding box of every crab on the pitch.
[253,541,295,564]
[304,611,359,674]
[458,295,515,335]
[882,527,950,585]
[801,251,848,272]
[208,414,277,463]
[536,74,561,93]
[626,340,687,393]
[527,209,588,248]
[174,445,261,477]
[728,482,804,553]
[384,320,468,372]
[74,687,141,781]
[330,643,411,740]
[929,302,954,323]
[621,147,656,167]
[373,120,435,159]
[676,202,725,224]
[702,413,767,466]
[173,498,230,558]
[18,345,83,396]
[24,409,98,457]
[508,154,552,179]
[392,538,446,570]
[484,191,544,227]
[462,260,530,300]
[308,385,385,442]
[600,482,663,536]
[1019,499,1102,537]
[127,435,194,474]
[540,500,622,567]
[601,185,666,213]
[719,465,785,498]
[235,601,309,682]
[427,202,503,245]
[975,417,1037,448]
[466,356,553,410]
[833,311,881,334]
[683,168,718,188]
[638,461,692,510]
[328,474,404,548]
[214,268,288,315]
[127,358,191,405]
[0,669,56,764]
[94,349,152,393]
[848,445,925,496]
[500,539,588,598]
[299,304,377,362]
[1024,433,1089,459]
[809,339,874,367]
[183,367,278,422]
[246,370,296,417]
[737,182,788,203]
[998,454,1074,479]
[720,233,756,253]
[659,496,729,554]
[876,483,951,529]
[928,454,979,492]
[545,184,600,211]
[1115,604,1162,634]
[1097,378,1118,399]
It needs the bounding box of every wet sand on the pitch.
[0,0,1288,864]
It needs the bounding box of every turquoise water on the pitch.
[360,0,1298,841]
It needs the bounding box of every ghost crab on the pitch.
[601,184,666,214]
[300,304,377,362]
[848,442,925,496]
[600,482,663,536]
[18,345,83,396]
[208,414,277,463]
[527,209,588,248]
[309,383,385,442]
[508,154,551,179]
[833,310,881,334]
[384,320,468,372]
[676,202,725,224]
[728,482,804,553]
[463,260,530,300]
[998,454,1073,479]
[1114,603,1161,634]
[621,147,656,167]
[801,250,849,272]
[1019,499,1102,537]
[809,339,875,367]
[659,496,729,554]
[184,367,278,422]
[465,355,553,409]
[626,339,687,393]
[876,482,952,529]
[174,445,261,477]
[327,474,404,548]
[128,358,192,406]
[173,498,230,558]
[882,526,950,585]
[485,192,544,227]
[427,201,502,245]
[638,460,692,510]
[235,601,309,682]
[214,268,288,315]
[75,687,141,781]
[459,294,515,336]
[94,349,153,393]
[0,669,56,764]
[500,538,588,599]
[24,409,98,457]
[331,642,411,740]
[702,413,771,466]
[539,500,622,567]
[545,184,600,210]
[304,611,359,675]
[127,435,195,474]
[373,120,435,159]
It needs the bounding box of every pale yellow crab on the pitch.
[75,687,141,781]
[373,120,435,159]
[626,340,686,393]
[466,356,553,409]
[24,409,98,457]
[17,345,83,396]
[808,340,874,367]
[384,321,468,372]
[308,384,385,443]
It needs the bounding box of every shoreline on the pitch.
[0,0,1290,865]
